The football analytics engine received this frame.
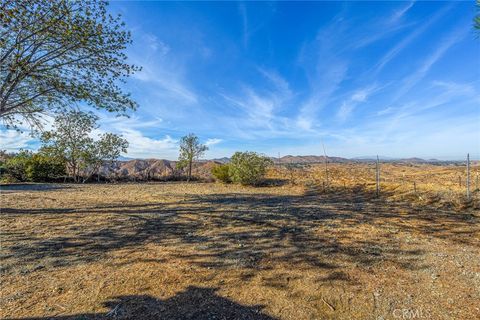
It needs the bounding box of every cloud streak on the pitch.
[0,130,34,152]
[336,85,378,122]
[238,2,248,48]
[392,24,468,101]
[374,3,452,73]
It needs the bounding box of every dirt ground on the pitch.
[1,180,479,319]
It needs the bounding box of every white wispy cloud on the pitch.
[374,4,452,73]
[142,33,170,55]
[121,130,178,159]
[258,68,292,98]
[219,68,292,132]
[221,87,276,129]
[296,14,352,131]
[431,80,475,95]
[95,114,182,159]
[376,106,396,116]
[295,117,315,132]
[132,64,198,105]
[375,80,477,141]
[0,113,180,159]
[352,88,371,102]
[388,1,415,24]
[0,114,59,152]
[205,138,222,146]
[348,1,416,50]
[298,62,349,130]
[0,130,34,152]
[238,2,248,48]
[336,85,378,122]
[129,32,198,106]
[317,99,479,160]
[394,25,468,101]
[336,102,355,123]
[99,114,164,130]
[379,79,477,130]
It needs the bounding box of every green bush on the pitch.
[26,154,66,182]
[3,151,65,182]
[0,160,17,183]
[0,161,7,176]
[229,151,273,186]
[211,164,231,183]
[4,150,32,181]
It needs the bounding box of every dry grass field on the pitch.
[1,163,479,320]
[273,162,480,211]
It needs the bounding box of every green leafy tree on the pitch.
[178,133,208,182]
[40,110,129,183]
[82,132,128,182]
[0,0,139,128]
[229,151,273,186]
[475,0,480,35]
[40,110,98,182]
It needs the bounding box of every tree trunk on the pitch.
[188,159,192,182]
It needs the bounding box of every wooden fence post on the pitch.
[466,153,470,200]
[413,181,417,194]
[376,155,380,197]
[322,142,328,188]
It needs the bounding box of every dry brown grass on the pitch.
[1,163,479,320]
[271,162,480,211]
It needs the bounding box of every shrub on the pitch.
[0,160,16,183]
[229,151,273,186]
[4,150,32,181]
[3,151,66,182]
[26,154,66,182]
[0,161,7,176]
[211,164,231,183]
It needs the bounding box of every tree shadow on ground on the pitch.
[1,184,478,276]
[7,286,276,320]
[0,183,70,193]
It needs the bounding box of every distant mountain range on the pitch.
[273,155,351,164]
[350,156,441,163]
[273,155,447,164]
[102,155,464,181]
[118,155,450,165]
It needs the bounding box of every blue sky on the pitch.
[2,1,479,160]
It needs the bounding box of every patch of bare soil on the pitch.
[1,182,479,319]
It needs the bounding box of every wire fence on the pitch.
[271,155,479,208]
